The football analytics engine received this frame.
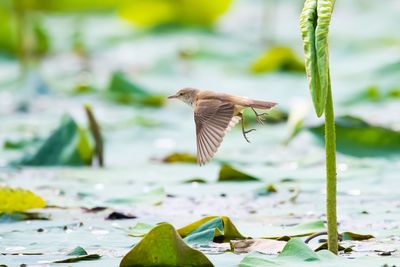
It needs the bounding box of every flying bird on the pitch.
[168,87,277,165]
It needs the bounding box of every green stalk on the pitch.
[324,78,337,254]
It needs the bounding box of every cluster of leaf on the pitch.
[105,71,165,107]
[251,46,305,74]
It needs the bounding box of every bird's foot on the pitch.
[242,128,256,143]
[251,107,267,125]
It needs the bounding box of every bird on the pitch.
[168,87,277,165]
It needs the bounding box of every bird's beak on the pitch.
[168,94,178,99]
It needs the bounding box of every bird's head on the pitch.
[168,87,199,106]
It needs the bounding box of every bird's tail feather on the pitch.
[249,100,277,109]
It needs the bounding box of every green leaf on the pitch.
[120,223,214,267]
[84,104,104,167]
[3,137,41,150]
[162,152,197,164]
[106,71,165,107]
[300,0,335,117]
[127,222,155,237]
[262,220,326,239]
[218,164,260,182]
[0,187,45,213]
[0,212,49,222]
[341,231,374,241]
[254,184,278,196]
[239,238,338,267]
[106,187,165,205]
[17,115,93,166]
[250,46,305,74]
[119,0,232,28]
[343,85,400,105]
[178,216,246,245]
[54,246,101,263]
[309,115,400,157]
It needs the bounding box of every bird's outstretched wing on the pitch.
[194,99,240,165]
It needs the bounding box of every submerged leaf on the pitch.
[0,187,45,213]
[251,46,305,74]
[106,71,165,107]
[309,115,400,157]
[178,216,246,245]
[162,152,197,164]
[0,212,49,222]
[120,223,214,267]
[17,115,93,166]
[218,164,260,182]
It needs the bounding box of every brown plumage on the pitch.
[168,87,277,165]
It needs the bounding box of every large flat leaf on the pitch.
[177,216,246,245]
[106,71,165,107]
[239,238,338,267]
[120,223,214,267]
[309,116,400,157]
[17,115,93,166]
[54,246,101,263]
[262,220,326,239]
[0,187,45,213]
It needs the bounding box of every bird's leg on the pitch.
[251,107,267,125]
[240,113,256,143]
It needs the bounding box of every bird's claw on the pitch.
[242,128,256,143]
[251,107,267,125]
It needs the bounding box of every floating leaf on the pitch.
[0,187,45,213]
[178,216,245,245]
[309,115,400,157]
[127,222,155,237]
[120,223,214,267]
[218,164,260,182]
[54,246,101,263]
[254,184,277,196]
[162,152,197,164]
[183,178,207,184]
[106,71,165,107]
[251,46,305,74]
[106,187,165,205]
[119,0,232,28]
[231,239,286,254]
[263,220,326,239]
[17,115,93,166]
[0,212,49,222]
[343,85,400,105]
[106,211,137,220]
[300,0,335,117]
[239,238,338,267]
[341,231,374,241]
[3,137,41,150]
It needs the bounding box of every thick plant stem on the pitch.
[324,81,338,254]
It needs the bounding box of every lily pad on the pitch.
[250,46,305,74]
[127,222,155,237]
[54,246,101,263]
[178,216,246,245]
[263,220,326,239]
[120,223,214,267]
[218,164,260,182]
[0,212,50,222]
[239,238,338,267]
[341,231,374,241]
[106,71,165,107]
[0,187,45,213]
[231,239,287,254]
[309,115,400,157]
[17,115,93,166]
[162,152,197,164]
